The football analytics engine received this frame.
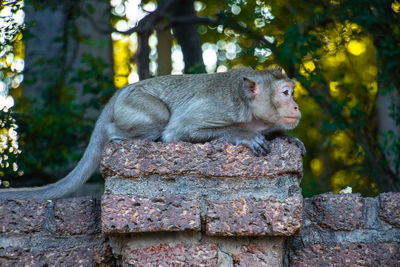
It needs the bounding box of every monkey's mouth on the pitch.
[284,116,300,120]
[283,117,300,124]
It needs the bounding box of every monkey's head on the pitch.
[242,67,301,130]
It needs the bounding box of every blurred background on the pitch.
[1,0,399,197]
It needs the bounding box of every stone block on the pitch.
[312,193,363,230]
[0,199,47,233]
[232,244,282,267]
[379,192,400,228]
[53,197,101,235]
[102,194,201,233]
[101,139,303,179]
[206,195,302,236]
[289,242,400,267]
[122,243,218,267]
[0,243,113,267]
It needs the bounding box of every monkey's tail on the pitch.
[0,99,114,200]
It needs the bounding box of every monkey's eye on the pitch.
[282,87,291,96]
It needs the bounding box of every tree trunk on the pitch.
[136,31,151,80]
[171,0,205,74]
[376,89,400,191]
[24,0,113,104]
[157,28,172,76]
[377,88,400,169]
[23,3,66,101]
[374,53,400,191]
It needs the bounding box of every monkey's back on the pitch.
[135,67,255,115]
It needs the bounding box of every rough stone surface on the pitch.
[0,199,46,233]
[206,195,302,236]
[312,193,363,230]
[101,139,303,179]
[233,244,282,267]
[54,197,101,235]
[123,243,218,267]
[288,242,400,267]
[286,192,400,266]
[379,192,400,228]
[1,192,400,266]
[0,243,114,267]
[104,174,301,203]
[102,194,200,233]
[0,198,114,266]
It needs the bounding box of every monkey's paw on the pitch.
[284,136,306,156]
[236,134,271,156]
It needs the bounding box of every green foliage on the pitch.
[0,106,22,186]
[0,0,25,186]
[0,0,24,50]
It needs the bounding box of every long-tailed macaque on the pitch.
[0,67,303,199]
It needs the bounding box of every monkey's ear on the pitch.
[242,77,260,99]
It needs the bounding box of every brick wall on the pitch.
[100,139,303,266]
[0,197,114,266]
[0,139,399,266]
[286,192,400,267]
[1,193,398,266]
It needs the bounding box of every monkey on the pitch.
[0,67,303,200]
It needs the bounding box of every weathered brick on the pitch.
[0,243,114,267]
[206,195,302,236]
[312,193,363,230]
[0,199,47,233]
[289,242,400,267]
[233,244,283,267]
[100,139,303,179]
[102,194,200,233]
[53,197,101,235]
[123,243,218,267]
[379,192,400,228]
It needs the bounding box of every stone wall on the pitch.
[0,197,114,266]
[0,139,399,266]
[100,139,303,266]
[286,192,400,267]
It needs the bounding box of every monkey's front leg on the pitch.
[262,130,306,156]
[185,127,271,156]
